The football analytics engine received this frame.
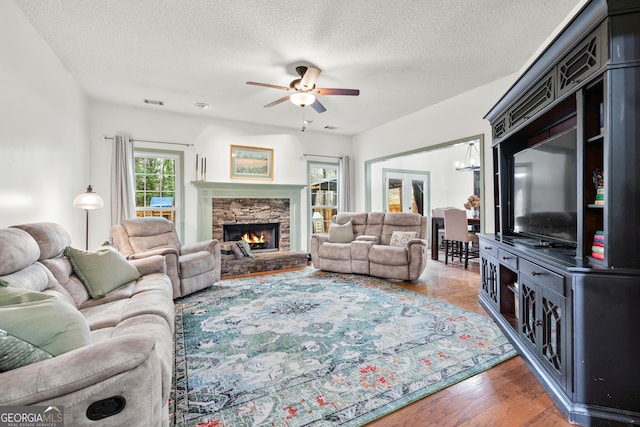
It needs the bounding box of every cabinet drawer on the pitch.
[479,240,498,258]
[520,259,565,295]
[498,248,518,270]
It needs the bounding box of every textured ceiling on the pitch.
[14,0,585,135]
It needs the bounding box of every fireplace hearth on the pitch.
[223,223,280,252]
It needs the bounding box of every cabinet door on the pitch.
[480,255,499,310]
[539,286,565,384]
[519,278,566,386]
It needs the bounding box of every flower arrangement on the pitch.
[464,195,480,210]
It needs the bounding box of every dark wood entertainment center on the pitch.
[480,1,640,425]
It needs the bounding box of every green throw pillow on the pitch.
[65,246,141,299]
[0,328,53,372]
[0,286,91,366]
[328,221,354,243]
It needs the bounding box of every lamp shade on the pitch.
[73,185,104,210]
[290,92,316,107]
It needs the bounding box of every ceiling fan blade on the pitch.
[264,95,290,108]
[310,98,326,113]
[300,66,321,90]
[314,88,360,96]
[247,81,289,91]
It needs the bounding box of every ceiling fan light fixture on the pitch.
[290,92,315,107]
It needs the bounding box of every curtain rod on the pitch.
[301,153,345,159]
[103,136,194,147]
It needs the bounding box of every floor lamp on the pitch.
[73,185,104,250]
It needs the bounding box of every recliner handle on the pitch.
[86,395,126,420]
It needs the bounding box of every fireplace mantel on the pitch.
[192,181,306,250]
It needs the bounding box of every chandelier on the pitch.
[455,141,481,172]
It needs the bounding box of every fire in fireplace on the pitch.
[223,223,280,252]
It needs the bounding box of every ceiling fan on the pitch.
[246,66,359,113]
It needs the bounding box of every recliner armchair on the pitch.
[110,217,221,298]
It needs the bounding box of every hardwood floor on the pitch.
[224,253,573,427]
[367,255,573,427]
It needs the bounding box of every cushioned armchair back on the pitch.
[380,213,426,245]
[114,217,181,256]
[333,212,368,238]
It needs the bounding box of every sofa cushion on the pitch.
[0,282,91,359]
[0,328,53,372]
[334,213,369,237]
[12,222,72,260]
[80,273,174,333]
[364,212,385,237]
[390,231,417,247]
[369,245,409,266]
[0,262,76,307]
[65,246,141,299]
[328,221,354,243]
[0,228,40,276]
[318,242,352,260]
[380,213,424,245]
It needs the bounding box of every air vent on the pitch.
[144,99,164,106]
[324,125,338,130]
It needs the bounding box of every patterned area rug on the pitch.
[172,270,515,426]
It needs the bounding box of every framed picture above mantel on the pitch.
[230,145,274,180]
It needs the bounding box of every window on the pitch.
[134,151,181,224]
[309,162,339,234]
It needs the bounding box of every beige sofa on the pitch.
[0,222,174,426]
[310,212,429,281]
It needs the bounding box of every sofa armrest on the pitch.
[406,238,429,281]
[309,234,330,268]
[356,235,380,244]
[127,247,179,260]
[180,239,219,256]
[0,334,157,406]
[129,254,166,276]
[407,238,428,247]
[311,234,330,244]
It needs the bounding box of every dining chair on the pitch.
[443,208,479,268]
[431,207,446,251]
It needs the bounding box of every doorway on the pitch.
[383,169,429,215]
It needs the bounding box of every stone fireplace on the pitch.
[193,182,306,251]
[213,198,289,251]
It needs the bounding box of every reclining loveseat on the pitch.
[310,212,429,281]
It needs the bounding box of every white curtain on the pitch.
[338,156,352,212]
[111,135,136,225]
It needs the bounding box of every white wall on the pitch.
[0,1,89,246]
[369,143,478,215]
[1,0,522,247]
[352,75,518,233]
[88,101,351,248]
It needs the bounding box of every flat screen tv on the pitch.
[512,127,578,246]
